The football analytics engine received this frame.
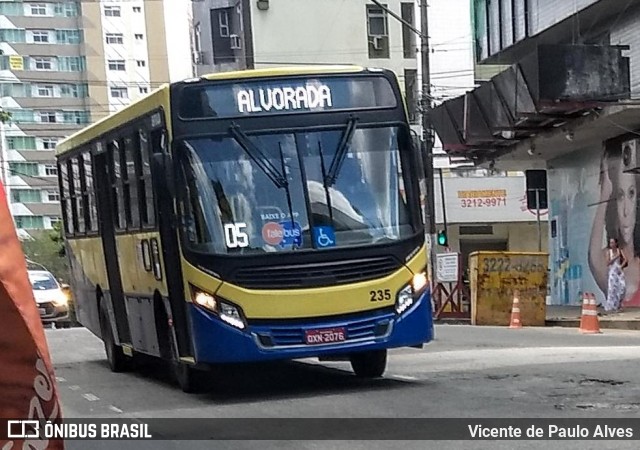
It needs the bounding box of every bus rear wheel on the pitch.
[349,349,387,378]
[99,301,130,373]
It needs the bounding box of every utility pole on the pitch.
[420,0,437,280]
[369,0,437,280]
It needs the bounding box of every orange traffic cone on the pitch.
[579,293,602,334]
[509,290,522,329]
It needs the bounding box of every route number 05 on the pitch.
[224,223,249,248]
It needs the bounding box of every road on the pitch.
[46,325,640,449]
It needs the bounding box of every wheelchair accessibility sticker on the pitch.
[313,226,336,248]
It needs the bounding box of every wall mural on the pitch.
[549,135,640,307]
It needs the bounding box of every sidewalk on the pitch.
[546,305,640,330]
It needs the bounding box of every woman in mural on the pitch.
[589,141,640,308]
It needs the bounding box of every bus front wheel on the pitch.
[99,301,130,373]
[349,349,387,378]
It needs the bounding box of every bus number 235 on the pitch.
[224,223,249,248]
[370,289,391,302]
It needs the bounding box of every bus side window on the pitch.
[138,129,156,227]
[71,157,85,234]
[107,140,124,230]
[59,159,74,235]
[83,152,98,232]
[124,135,141,229]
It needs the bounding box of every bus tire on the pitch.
[172,362,205,394]
[349,349,387,378]
[99,301,130,373]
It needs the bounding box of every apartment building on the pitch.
[191,0,421,124]
[0,0,192,231]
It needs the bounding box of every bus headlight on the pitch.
[395,272,428,315]
[396,284,413,315]
[191,286,246,330]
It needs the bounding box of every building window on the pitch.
[31,30,50,43]
[39,111,57,123]
[134,33,144,40]
[9,162,39,177]
[139,87,149,94]
[404,69,418,124]
[133,6,141,13]
[366,5,389,58]
[401,3,416,58]
[218,11,230,37]
[11,189,41,203]
[30,4,47,16]
[136,60,146,67]
[14,216,45,229]
[41,138,58,150]
[105,33,124,44]
[49,216,62,226]
[36,85,54,97]
[104,6,121,17]
[108,59,126,71]
[110,87,128,99]
[47,191,60,202]
[34,57,53,70]
[45,164,58,176]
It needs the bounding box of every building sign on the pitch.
[458,189,507,208]
[9,55,23,71]
[436,253,459,283]
[178,75,397,119]
[435,176,548,223]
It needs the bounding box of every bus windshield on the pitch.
[177,125,416,255]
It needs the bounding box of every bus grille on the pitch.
[252,313,394,348]
[232,256,402,289]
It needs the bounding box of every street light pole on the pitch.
[369,0,437,279]
[420,0,437,279]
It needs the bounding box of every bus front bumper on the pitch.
[188,290,434,364]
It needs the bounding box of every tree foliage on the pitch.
[21,223,69,282]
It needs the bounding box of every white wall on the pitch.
[250,0,417,86]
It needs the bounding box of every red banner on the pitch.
[0,181,64,449]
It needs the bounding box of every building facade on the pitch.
[191,0,421,123]
[432,0,640,306]
[0,0,192,232]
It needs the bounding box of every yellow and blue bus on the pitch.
[56,66,433,392]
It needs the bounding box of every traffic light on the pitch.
[437,229,448,246]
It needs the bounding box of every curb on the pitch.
[546,319,640,331]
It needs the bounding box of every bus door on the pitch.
[93,145,132,345]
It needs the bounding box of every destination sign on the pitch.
[178,75,397,119]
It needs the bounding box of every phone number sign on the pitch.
[458,189,507,208]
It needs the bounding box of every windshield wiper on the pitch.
[229,123,287,188]
[323,116,358,188]
[229,124,298,248]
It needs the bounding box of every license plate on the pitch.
[38,308,46,316]
[304,327,346,345]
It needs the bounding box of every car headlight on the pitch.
[395,272,428,315]
[190,285,246,330]
[52,293,68,307]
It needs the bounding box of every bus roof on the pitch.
[55,65,371,157]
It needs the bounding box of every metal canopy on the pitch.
[430,44,630,161]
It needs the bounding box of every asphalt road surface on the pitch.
[45,325,640,449]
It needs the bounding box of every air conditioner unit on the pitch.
[622,138,640,173]
[371,35,384,51]
[230,34,242,50]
